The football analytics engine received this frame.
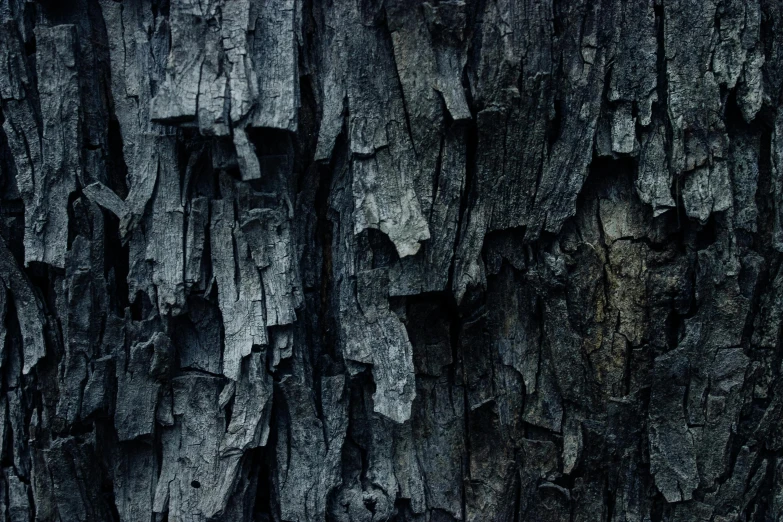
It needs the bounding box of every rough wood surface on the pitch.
[1,0,783,520]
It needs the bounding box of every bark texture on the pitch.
[0,0,782,520]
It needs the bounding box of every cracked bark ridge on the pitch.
[1,0,783,521]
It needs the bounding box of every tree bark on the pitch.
[0,0,782,520]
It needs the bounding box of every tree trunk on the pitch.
[0,0,782,520]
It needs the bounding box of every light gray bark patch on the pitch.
[232,127,262,181]
[682,162,733,224]
[197,6,230,137]
[352,152,430,259]
[313,1,432,257]
[150,0,213,123]
[210,198,268,380]
[5,467,31,521]
[82,182,129,219]
[250,0,300,131]
[665,0,723,175]
[361,270,417,423]
[636,125,676,216]
[99,0,168,239]
[311,0,348,162]
[329,165,419,423]
[611,102,637,155]
[146,138,186,315]
[240,207,301,327]
[222,0,256,126]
